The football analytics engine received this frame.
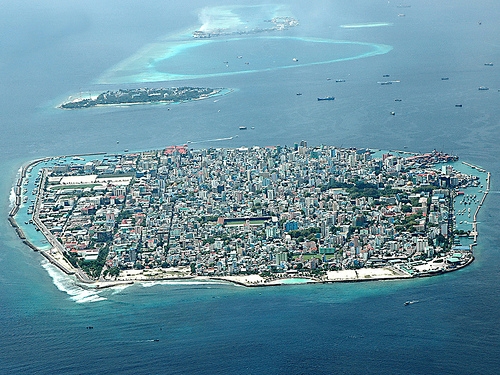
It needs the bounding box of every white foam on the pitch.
[41,260,107,303]
[9,186,16,209]
[109,284,133,294]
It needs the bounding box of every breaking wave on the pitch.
[41,260,107,303]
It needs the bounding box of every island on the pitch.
[10,143,489,288]
[59,87,226,109]
[192,16,299,38]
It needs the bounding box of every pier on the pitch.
[470,171,490,242]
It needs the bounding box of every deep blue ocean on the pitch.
[1,1,500,374]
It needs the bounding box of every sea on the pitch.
[1,1,500,374]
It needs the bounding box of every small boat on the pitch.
[383,74,390,77]
[390,111,396,115]
[455,104,462,107]
[395,99,402,102]
[239,126,247,130]
[296,93,302,96]
[484,62,493,66]
[335,79,346,83]
[441,77,449,80]
[478,86,489,90]
[317,96,335,101]
[292,58,298,62]
[404,300,418,306]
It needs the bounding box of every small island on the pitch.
[10,144,489,288]
[59,87,225,109]
[193,16,299,38]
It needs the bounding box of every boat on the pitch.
[296,93,302,96]
[455,104,463,107]
[478,86,489,90]
[317,97,335,101]
[335,79,345,83]
[383,74,390,77]
[395,99,402,102]
[390,111,396,115]
[378,81,392,85]
[404,300,418,306]
[441,77,449,80]
[239,126,247,130]
[484,62,493,66]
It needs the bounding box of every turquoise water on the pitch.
[274,278,314,284]
[1,1,500,374]
[110,36,392,82]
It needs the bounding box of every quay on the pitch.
[470,171,490,242]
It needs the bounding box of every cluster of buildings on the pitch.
[34,143,476,281]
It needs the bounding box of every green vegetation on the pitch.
[64,246,110,279]
[347,181,380,199]
[413,185,435,194]
[395,212,424,232]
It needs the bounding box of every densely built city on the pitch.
[12,143,487,286]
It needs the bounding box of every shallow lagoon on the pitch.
[100,36,391,84]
